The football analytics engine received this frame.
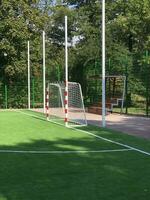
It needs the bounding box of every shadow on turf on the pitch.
[0,138,149,200]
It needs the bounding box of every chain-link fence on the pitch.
[0,79,43,109]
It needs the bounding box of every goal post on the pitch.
[47,83,65,123]
[45,16,87,127]
[47,82,87,127]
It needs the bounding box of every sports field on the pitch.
[0,110,150,200]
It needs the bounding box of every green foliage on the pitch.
[0,0,48,83]
[0,0,150,114]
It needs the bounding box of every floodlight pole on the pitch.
[65,16,68,127]
[27,41,31,109]
[102,0,106,127]
[43,31,46,113]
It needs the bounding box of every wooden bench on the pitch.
[88,102,112,115]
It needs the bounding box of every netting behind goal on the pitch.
[47,82,87,127]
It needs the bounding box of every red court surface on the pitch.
[86,113,150,139]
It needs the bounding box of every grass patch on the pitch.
[0,110,149,200]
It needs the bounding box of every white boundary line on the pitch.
[14,110,150,156]
[15,110,45,120]
[0,149,132,154]
[72,128,150,156]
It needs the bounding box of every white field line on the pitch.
[72,128,150,156]
[15,109,45,119]
[15,110,150,156]
[0,149,132,154]
[0,109,11,111]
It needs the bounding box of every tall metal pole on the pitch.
[28,41,31,109]
[102,0,106,127]
[65,16,68,127]
[43,31,46,113]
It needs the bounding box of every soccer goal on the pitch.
[46,82,87,127]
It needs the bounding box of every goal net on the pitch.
[47,82,87,127]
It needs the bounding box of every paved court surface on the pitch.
[86,113,150,139]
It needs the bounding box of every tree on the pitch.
[0,0,48,83]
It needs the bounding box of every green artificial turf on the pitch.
[0,110,149,200]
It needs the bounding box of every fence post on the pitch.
[108,58,111,73]
[32,78,35,108]
[146,80,149,116]
[125,56,128,114]
[57,65,61,82]
[145,50,149,116]
[5,84,8,109]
